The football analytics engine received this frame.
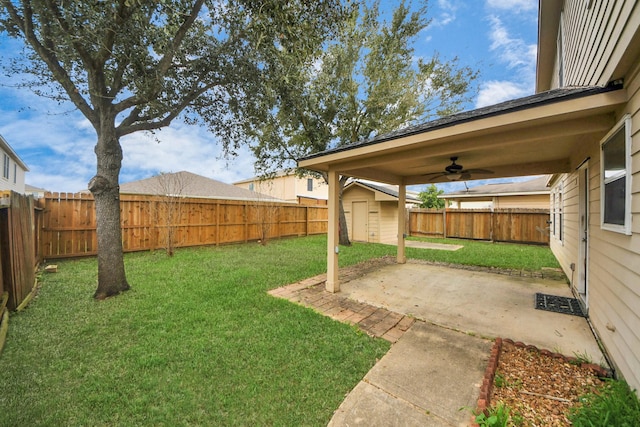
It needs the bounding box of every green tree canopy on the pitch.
[0,0,348,298]
[247,0,478,244]
[418,184,445,209]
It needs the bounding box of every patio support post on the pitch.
[397,183,407,264]
[326,168,340,292]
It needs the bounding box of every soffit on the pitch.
[298,86,626,186]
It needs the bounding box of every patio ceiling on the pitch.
[298,85,627,185]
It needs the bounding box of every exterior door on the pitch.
[352,201,368,242]
[577,164,589,309]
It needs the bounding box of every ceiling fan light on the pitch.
[446,173,463,181]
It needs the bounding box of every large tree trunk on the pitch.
[89,120,130,300]
[320,173,351,246]
[338,195,351,246]
[338,176,351,246]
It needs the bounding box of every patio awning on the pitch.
[297,84,627,293]
[299,84,626,186]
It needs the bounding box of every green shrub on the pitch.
[475,402,510,427]
[569,380,640,427]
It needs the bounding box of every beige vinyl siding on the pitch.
[378,202,398,244]
[295,176,328,200]
[0,150,26,193]
[368,204,380,243]
[560,0,637,87]
[550,64,640,391]
[234,174,327,203]
[494,194,550,209]
[343,186,377,243]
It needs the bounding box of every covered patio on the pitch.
[298,84,626,293]
[270,258,605,426]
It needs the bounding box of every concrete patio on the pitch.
[270,259,606,426]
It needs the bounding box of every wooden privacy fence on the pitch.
[40,192,328,259]
[0,191,40,312]
[409,208,551,245]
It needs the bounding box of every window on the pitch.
[551,184,563,242]
[2,154,9,179]
[600,115,631,235]
[248,183,254,191]
[307,178,313,192]
[13,163,17,184]
[557,190,563,242]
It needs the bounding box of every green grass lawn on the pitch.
[0,235,560,426]
[405,236,561,271]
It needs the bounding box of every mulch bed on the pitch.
[476,338,610,426]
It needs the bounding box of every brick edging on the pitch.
[470,337,611,427]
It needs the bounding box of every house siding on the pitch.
[234,174,327,203]
[341,184,412,244]
[551,71,640,393]
[560,1,637,87]
[378,201,398,244]
[0,148,27,193]
[343,186,378,243]
[547,0,640,392]
[494,194,550,209]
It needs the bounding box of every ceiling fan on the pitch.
[423,157,494,181]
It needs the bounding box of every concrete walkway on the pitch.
[269,259,605,426]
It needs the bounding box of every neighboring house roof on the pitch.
[25,184,47,193]
[440,176,551,199]
[300,85,621,162]
[119,171,285,202]
[345,180,421,204]
[0,133,29,171]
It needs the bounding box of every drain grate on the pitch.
[535,293,585,317]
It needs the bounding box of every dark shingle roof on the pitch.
[346,180,421,203]
[300,84,623,161]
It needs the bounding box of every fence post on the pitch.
[443,209,447,239]
[306,206,309,236]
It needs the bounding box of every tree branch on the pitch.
[116,82,214,137]
[2,0,97,123]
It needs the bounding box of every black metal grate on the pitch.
[535,293,585,317]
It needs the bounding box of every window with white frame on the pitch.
[13,163,17,183]
[601,114,632,235]
[552,184,563,241]
[307,178,313,192]
[2,154,9,179]
[551,192,556,236]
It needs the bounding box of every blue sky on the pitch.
[0,0,539,193]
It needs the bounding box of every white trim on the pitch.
[600,114,632,235]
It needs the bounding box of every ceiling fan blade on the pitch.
[421,172,446,179]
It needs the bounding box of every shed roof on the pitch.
[345,180,420,203]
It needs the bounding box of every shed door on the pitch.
[352,201,368,242]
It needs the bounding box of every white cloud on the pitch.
[472,14,537,108]
[120,123,257,185]
[430,0,459,27]
[1,96,256,192]
[486,0,537,12]
[475,80,532,108]
[488,15,537,71]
